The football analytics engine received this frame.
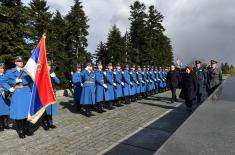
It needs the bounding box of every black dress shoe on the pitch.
[25,130,34,136]
[48,124,57,129]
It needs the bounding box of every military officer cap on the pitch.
[86,62,92,66]
[124,64,129,68]
[146,65,150,68]
[97,61,102,66]
[211,60,218,64]
[108,62,112,66]
[143,65,146,68]
[15,56,23,61]
[76,64,81,68]
[195,60,201,64]
[116,63,120,67]
[0,63,5,67]
[137,65,140,68]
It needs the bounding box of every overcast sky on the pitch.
[22,0,235,65]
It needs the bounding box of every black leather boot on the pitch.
[0,116,4,132]
[48,115,56,129]
[3,116,10,129]
[41,114,49,130]
[24,119,34,136]
[16,120,25,139]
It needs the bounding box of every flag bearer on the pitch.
[42,62,60,130]
[4,56,33,138]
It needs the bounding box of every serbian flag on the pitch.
[24,35,56,124]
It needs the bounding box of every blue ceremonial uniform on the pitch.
[95,70,105,103]
[130,71,137,96]
[4,68,33,120]
[159,71,164,89]
[150,71,156,90]
[114,70,123,98]
[0,74,10,116]
[136,71,142,94]
[141,71,147,93]
[72,71,83,102]
[46,76,60,115]
[80,70,96,105]
[104,70,115,101]
[154,71,159,90]
[146,71,152,92]
[123,70,131,97]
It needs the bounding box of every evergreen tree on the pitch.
[65,0,90,66]
[27,0,52,43]
[106,25,125,65]
[47,10,68,88]
[129,1,147,64]
[145,5,165,65]
[95,41,108,66]
[0,0,29,66]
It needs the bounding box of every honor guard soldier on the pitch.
[146,66,151,96]
[72,64,83,111]
[41,62,60,130]
[80,63,96,117]
[154,66,159,94]
[114,64,124,106]
[136,65,142,100]
[207,60,222,95]
[141,65,147,98]
[194,60,208,103]
[0,63,12,131]
[122,65,131,104]
[159,67,165,92]
[95,61,106,113]
[4,56,33,138]
[150,66,156,95]
[104,63,115,109]
[130,65,137,102]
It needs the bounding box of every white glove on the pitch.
[113,83,117,87]
[103,84,108,89]
[121,82,124,86]
[142,80,145,84]
[50,72,56,78]
[150,80,152,82]
[103,72,106,75]
[146,80,149,83]
[130,82,133,86]
[81,83,83,87]
[136,81,139,85]
[130,72,132,75]
[154,79,157,82]
[113,72,116,75]
[158,79,160,81]
[9,87,15,93]
[16,78,22,83]
[122,71,124,74]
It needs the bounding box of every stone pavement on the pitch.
[0,90,183,155]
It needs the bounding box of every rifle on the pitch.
[7,70,24,100]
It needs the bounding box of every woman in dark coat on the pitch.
[181,66,197,111]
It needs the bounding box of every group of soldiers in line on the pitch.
[72,62,169,117]
[0,56,60,139]
[0,56,222,139]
